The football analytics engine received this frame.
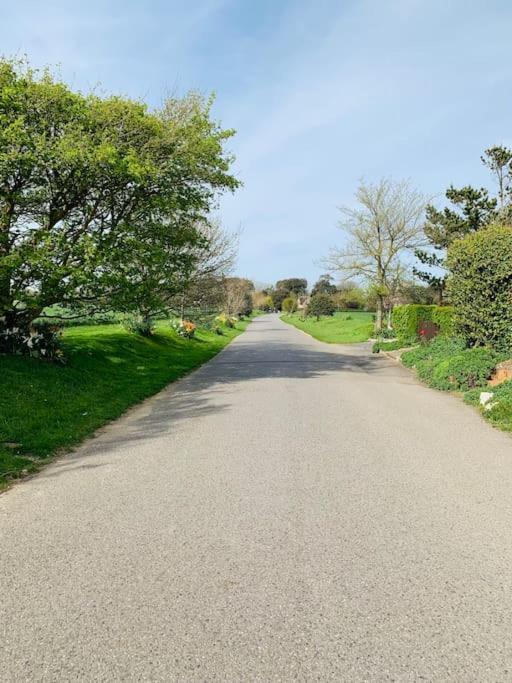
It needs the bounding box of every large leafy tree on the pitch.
[311,274,337,296]
[275,278,307,296]
[0,59,239,337]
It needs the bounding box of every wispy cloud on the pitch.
[1,0,511,284]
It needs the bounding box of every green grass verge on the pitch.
[0,318,252,488]
[281,311,374,344]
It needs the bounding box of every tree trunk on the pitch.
[375,296,384,332]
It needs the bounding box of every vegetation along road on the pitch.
[2,314,512,680]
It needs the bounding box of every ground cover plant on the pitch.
[465,381,512,431]
[281,311,374,344]
[0,317,251,488]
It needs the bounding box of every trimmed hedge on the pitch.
[447,225,512,351]
[392,304,454,341]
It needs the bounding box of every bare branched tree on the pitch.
[172,218,240,318]
[323,178,427,330]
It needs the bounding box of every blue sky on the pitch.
[1,0,511,286]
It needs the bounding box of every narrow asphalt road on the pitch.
[2,314,512,681]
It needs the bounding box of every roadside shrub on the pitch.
[465,380,512,431]
[333,287,366,310]
[401,335,467,368]
[306,293,335,320]
[123,315,154,337]
[378,327,395,339]
[447,225,512,351]
[429,348,502,391]
[402,336,502,391]
[0,322,65,363]
[392,304,454,341]
[171,319,196,339]
[281,296,297,314]
[215,313,237,328]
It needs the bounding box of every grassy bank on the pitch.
[0,318,251,488]
[281,311,374,344]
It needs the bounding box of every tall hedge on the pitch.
[392,304,454,340]
[447,225,512,351]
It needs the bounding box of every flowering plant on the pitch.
[0,321,65,363]
[171,319,196,338]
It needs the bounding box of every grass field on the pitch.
[281,311,374,344]
[0,318,252,488]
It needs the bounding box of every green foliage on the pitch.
[311,274,337,296]
[401,336,502,392]
[0,322,64,362]
[262,295,274,311]
[272,278,307,310]
[275,278,307,296]
[429,348,502,391]
[122,315,155,337]
[215,313,237,328]
[0,319,248,486]
[465,380,512,431]
[306,293,335,320]
[333,287,367,310]
[414,184,498,299]
[392,304,454,341]
[0,58,239,350]
[281,296,297,314]
[401,335,467,368]
[447,225,512,351]
[431,306,455,336]
[171,319,196,338]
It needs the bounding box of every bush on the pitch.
[306,293,335,320]
[392,304,454,341]
[123,315,154,337]
[429,348,502,391]
[215,313,237,328]
[281,296,297,314]
[465,380,512,431]
[171,319,196,339]
[333,287,366,310]
[0,322,65,363]
[401,335,467,368]
[447,225,512,351]
[401,336,502,391]
[378,327,395,339]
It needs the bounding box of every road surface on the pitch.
[2,314,512,681]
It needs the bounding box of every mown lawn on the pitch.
[281,311,374,344]
[0,318,251,488]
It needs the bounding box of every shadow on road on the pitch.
[41,317,407,475]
